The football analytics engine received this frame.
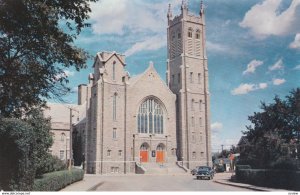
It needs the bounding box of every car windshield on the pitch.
[198,167,209,170]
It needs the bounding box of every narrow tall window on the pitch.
[107,150,111,157]
[113,128,117,139]
[192,132,195,142]
[199,100,202,111]
[118,150,122,157]
[61,133,65,141]
[178,32,181,39]
[196,30,201,39]
[188,28,193,38]
[199,117,203,127]
[112,62,116,80]
[190,72,193,83]
[113,93,117,120]
[172,75,175,85]
[191,99,195,111]
[198,73,201,84]
[178,73,181,84]
[192,117,195,127]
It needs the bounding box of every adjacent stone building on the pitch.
[46,2,212,174]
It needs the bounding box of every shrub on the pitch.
[270,158,298,170]
[32,168,84,191]
[36,154,67,178]
[236,169,300,191]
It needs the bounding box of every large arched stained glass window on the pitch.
[137,98,164,134]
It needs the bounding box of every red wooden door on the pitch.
[140,151,148,162]
[156,151,164,163]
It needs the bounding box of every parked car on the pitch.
[195,166,214,180]
[191,166,200,175]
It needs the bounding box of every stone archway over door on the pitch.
[156,144,165,163]
[140,143,149,163]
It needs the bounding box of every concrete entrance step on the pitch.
[141,162,188,175]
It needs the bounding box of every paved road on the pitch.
[94,174,252,191]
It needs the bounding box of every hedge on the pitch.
[236,169,300,191]
[32,168,84,191]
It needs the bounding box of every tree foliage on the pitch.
[240,88,300,169]
[0,109,54,190]
[0,0,97,117]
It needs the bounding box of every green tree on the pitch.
[0,109,54,190]
[240,88,300,169]
[0,0,97,117]
[0,118,36,190]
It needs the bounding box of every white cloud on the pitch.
[243,59,263,75]
[239,0,300,38]
[259,83,268,89]
[294,64,300,70]
[289,33,300,49]
[89,0,181,35]
[231,82,268,95]
[231,83,255,95]
[211,122,223,132]
[273,78,286,85]
[88,0,182,56]
[269,59,284,71]
[124,35,166,57]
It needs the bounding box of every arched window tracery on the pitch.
[137,98,164,134]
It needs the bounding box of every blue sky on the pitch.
[54,0,300,152]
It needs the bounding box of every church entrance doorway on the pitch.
[140,143,149,163]
[156,143,165,163]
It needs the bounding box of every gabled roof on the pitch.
[128,62,174,94]
[93,51,126,67]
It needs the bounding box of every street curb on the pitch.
[87,182,105,191]
[213,180,268,191]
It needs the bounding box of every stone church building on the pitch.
[46,2,211,174]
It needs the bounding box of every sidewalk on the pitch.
[213,172,290,192]
[60,174,105,191]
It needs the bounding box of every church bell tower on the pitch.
[166,1,212,168]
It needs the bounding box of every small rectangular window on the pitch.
[199,117,203,127]
[118,150,122,157]
[198,73,201,84]
[172,75,175,85]
[201,152,204,158]
[178,73,180,84]
[192,152,196,159]
[107,150,111,157]
[178,32,181,39]
[60,150,64,160]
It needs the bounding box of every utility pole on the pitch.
[68,106,79,171]
[69,108,73,171]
